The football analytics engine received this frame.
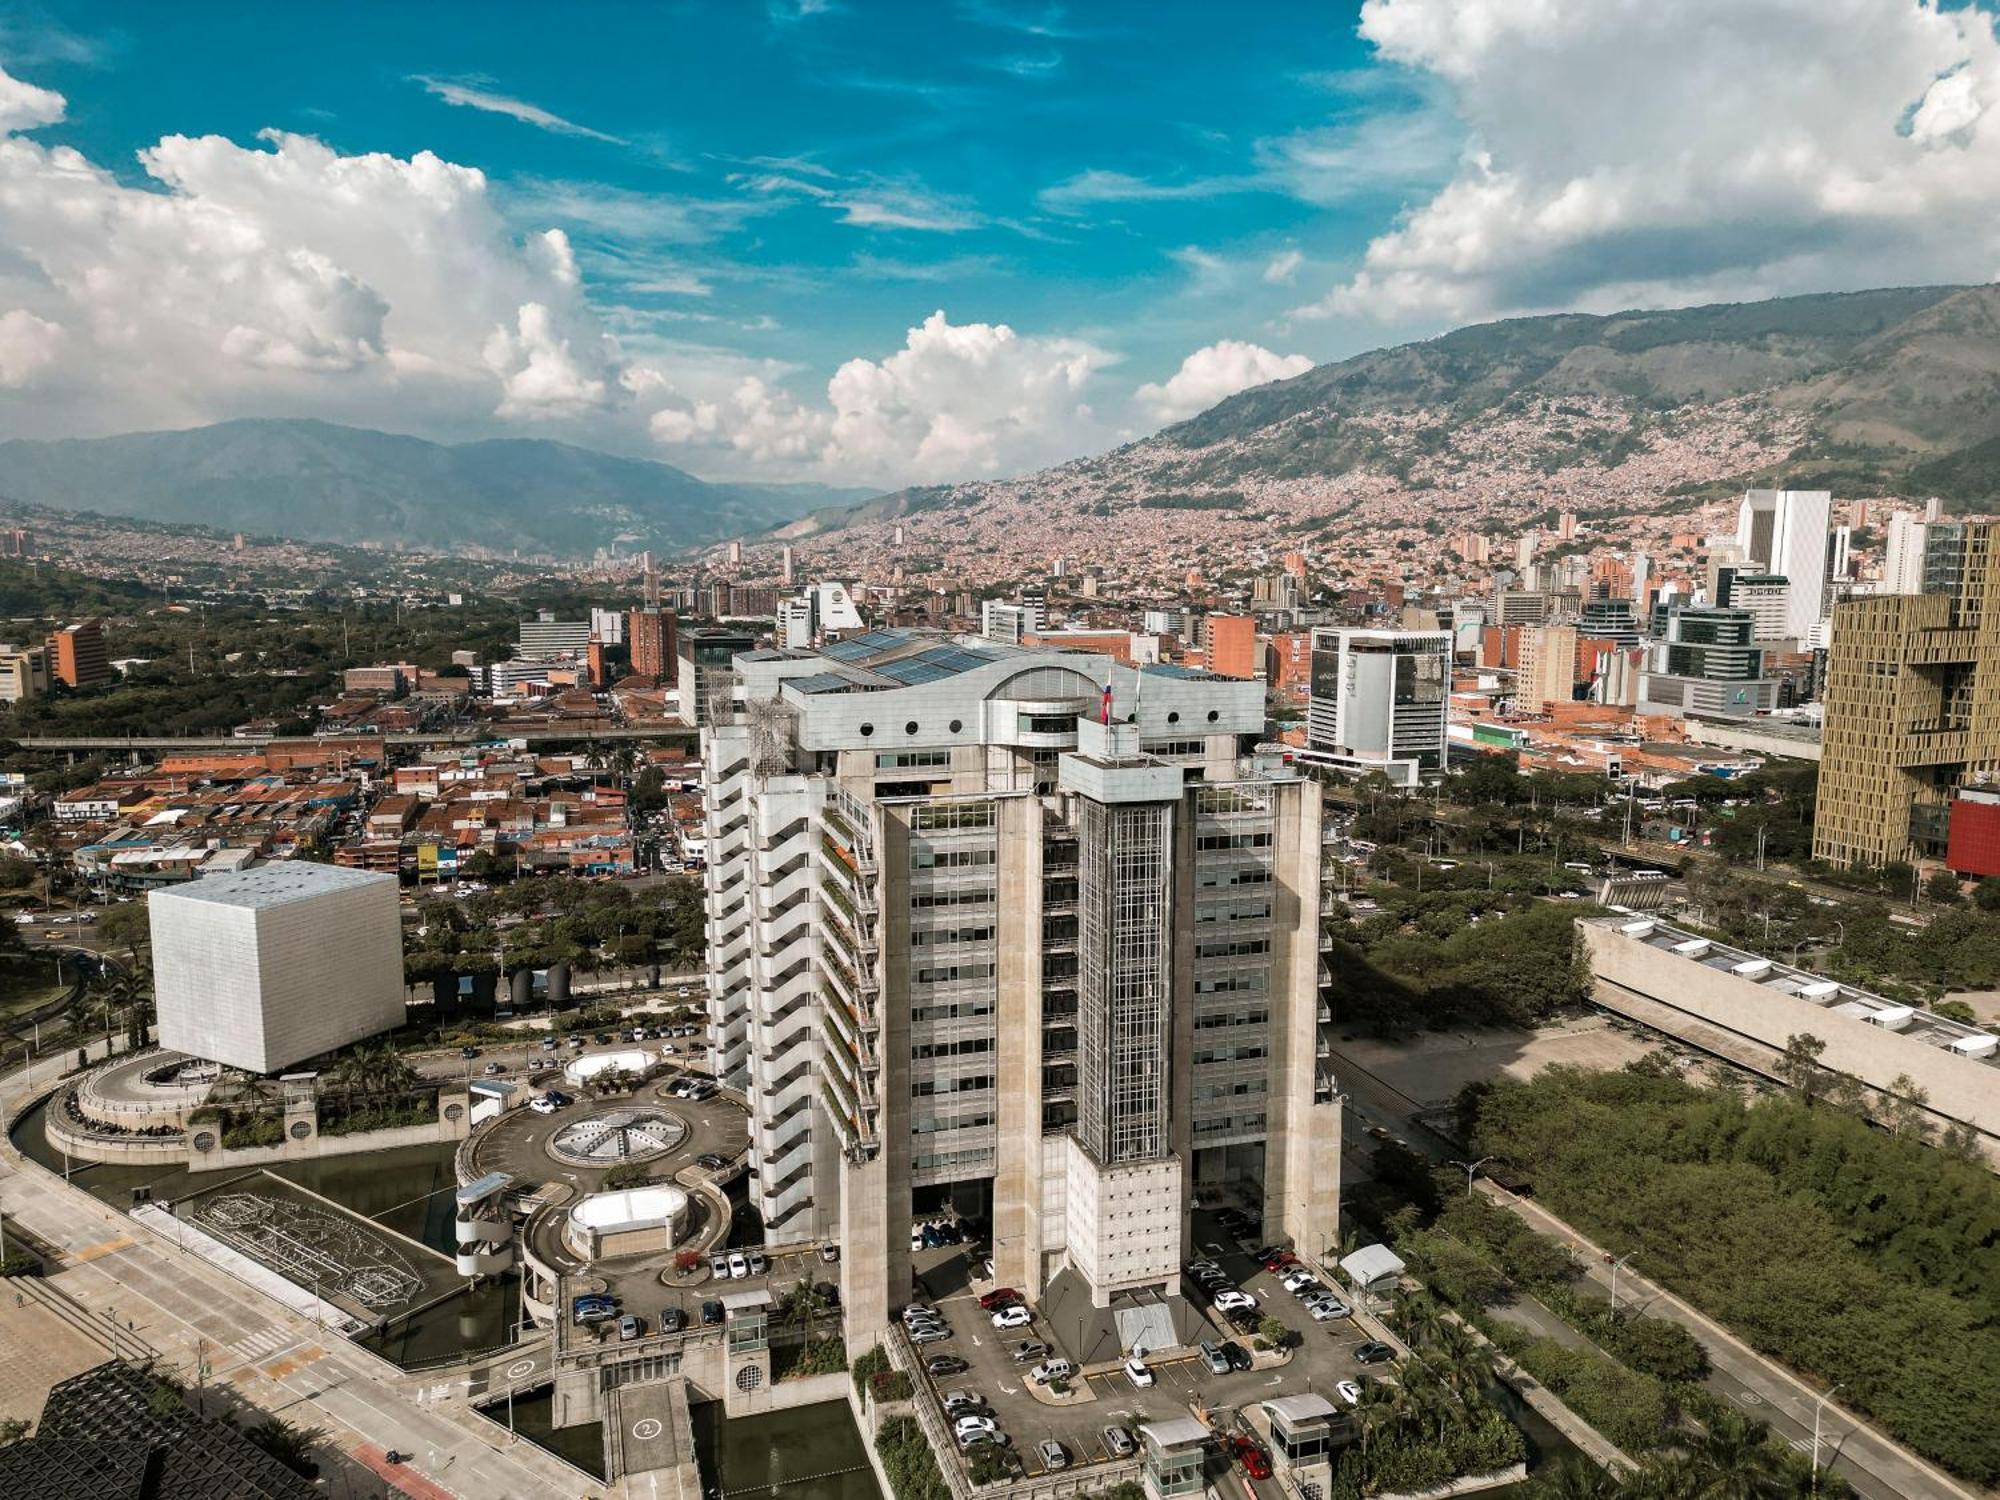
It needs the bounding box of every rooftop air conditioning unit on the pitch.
[1671,939,1711,958]
[1866,1006,1915,1031]
[1950,1034,1999,1059]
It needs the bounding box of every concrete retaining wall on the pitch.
[1582,922,2000,1140]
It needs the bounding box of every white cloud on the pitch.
[648,310,1116,483]
[1037,168,1248,214]
[0,309,62,386]
[1306,0,2000,322]
[1134,339,1312,423]
[0,66,63,133]
[0,63,622,432]
[732,167,981,233]
[1263,249,1304,285]
[483,302,612,416]
[413,76,624,144]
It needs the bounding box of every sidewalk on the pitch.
[1480,1183,1977,1500]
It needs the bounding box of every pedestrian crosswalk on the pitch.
[226,1326,295,1364]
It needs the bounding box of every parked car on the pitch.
[819,1244,840,1264]
[1011,1340,1050,1364]
[1336,1380,1363,1406]
[977,1288,1022,1310]
[617,1315,643,1341]
[458,1045,479,1059]
[1214,1290,1257,1313]
[727,1252,749,1279]
[1122,1357,1154,1388]
[481,1061,506,1075]
[747,1250,767,1276]
[1027,1359,1073,1386]
[1199,1340,1230,1375]
[711,1253,731,1278]
[1355,1340,1396,1364]
[910,1325,953,1346]
[901,1304,940,1325]
[1221,1340,1253,1371]
[574,1303,614,1325]
[1103,1426,1136,1459]
[924,1355,968,1377]
[990,1305,1032,1330]
[1308,1298,1350,1322]
[701,1300,724,1326]
[1036,1439,1069,1472]
[941,1391,985,1417]
[659,1308,686,1333]
[529,1095,558,1116]
[695,1152,728,1170]
[952,1415,997,1439]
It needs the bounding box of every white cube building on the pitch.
[150,862,405,1074]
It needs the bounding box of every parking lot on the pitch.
[902,1208,1376,1484]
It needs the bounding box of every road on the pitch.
[1329,1039,1976,1500]
[1483,1186,1974,1500]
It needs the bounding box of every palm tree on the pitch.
[1684,1411,1789,1500]
[1352,1377,1401,1476]
[1531,1456,1625,1500]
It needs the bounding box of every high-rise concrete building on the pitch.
[1516,625,1577,712]
[1637,605,1777,720]
[1713,569,1792,643]
[46,619,109,689]
[979,597,1046,645]
[1303,628,1451,784]
[1736,489,1832,642]
[150,863,405,1074]
[0,643,47,702]
[588,607,626,647]
[628,607,674,684]
[676,625,758,726]
[517,613,592,659]
[1199,614,1259,679]
[1816,520,2000,869]
[702,631,1335,1337]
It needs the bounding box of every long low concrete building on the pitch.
[1580,915,2000,1146]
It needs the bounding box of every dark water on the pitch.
[691,1398,881,1500]
[9,1093,517,1365]
[481,1385,607,1480]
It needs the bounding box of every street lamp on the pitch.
[1812,1383,1844,1498]
[1448,1156,1495,1196]
[1608,1251,1637,1311]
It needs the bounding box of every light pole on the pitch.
[1608,1251,1637,1311]
[1448,1156,1494,1196]
[1812,1383,1844,1497]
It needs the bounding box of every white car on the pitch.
[991,1304,1032,1330]
[1281,1269,1319,1293]
[1028,1359,1073,1386]
[1336,1380,1363,1406]
[529,1095,558,1116]
[1308,1299,1350,1322]
[1123,1357,1154,1388]
[954,1414,998,1437]
[1214,1290,1257,1313]
[727,1252,749,1279]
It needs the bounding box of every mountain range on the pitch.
[789,284,2000,572]
[0,419,873,558]
[7,285,2000,567]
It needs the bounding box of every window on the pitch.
[875,750,950,769]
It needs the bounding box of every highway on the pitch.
[1328,1039,1974,1500]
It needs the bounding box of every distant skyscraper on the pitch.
[628,551,674,684]
[1735,489,1832,641]
[1304,627,1451,783]
[1883,511,1929,595]
[780,545,795,585]
[1517,625,1577,712]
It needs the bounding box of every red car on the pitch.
[1259,1251,1298,1272]
[977,1288,1022,1310]
[1232,1436,1272,1480]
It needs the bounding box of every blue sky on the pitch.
[1,1,1998,487]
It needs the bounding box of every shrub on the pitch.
[875,1415,950,1500]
